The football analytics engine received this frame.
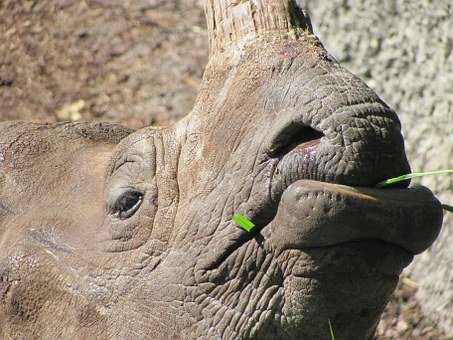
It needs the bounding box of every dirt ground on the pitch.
[0,1,450,339]
[377,276,450,340]
[0,0,207,126]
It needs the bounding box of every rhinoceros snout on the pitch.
[265,100,409,206]
[251,58,442,262]
[256,51,411,191]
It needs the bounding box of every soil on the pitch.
[0,1,450,339]
[377,276,450,340]
[0,0,207,127]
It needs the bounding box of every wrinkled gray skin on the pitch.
[0,1,444,339]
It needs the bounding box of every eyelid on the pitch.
[112,153,144,174]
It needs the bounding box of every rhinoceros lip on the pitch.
[287,239,414,278]
[270,180,443,256]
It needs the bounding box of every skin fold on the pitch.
[0,1,443,339]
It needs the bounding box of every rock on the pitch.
[55,100,85,121]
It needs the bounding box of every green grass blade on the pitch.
[377,169,453,188]
[233,214,255,232]
[443,204,453,213]
[328,319,336,340]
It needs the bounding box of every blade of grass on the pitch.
[377,169,453,188]
[232,214,255,232]
[328,319,336,340]
[442,204,453,213]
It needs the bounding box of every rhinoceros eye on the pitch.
[111,190,143,220]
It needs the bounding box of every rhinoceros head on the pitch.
[0,1,443,339]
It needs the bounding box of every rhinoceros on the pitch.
[0,1,444,339]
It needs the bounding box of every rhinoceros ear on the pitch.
[204,0,313,56]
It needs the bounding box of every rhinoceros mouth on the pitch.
[260,120,443,258]
[270,180,442,256]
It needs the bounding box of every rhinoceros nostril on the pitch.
[267,122,324,158]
